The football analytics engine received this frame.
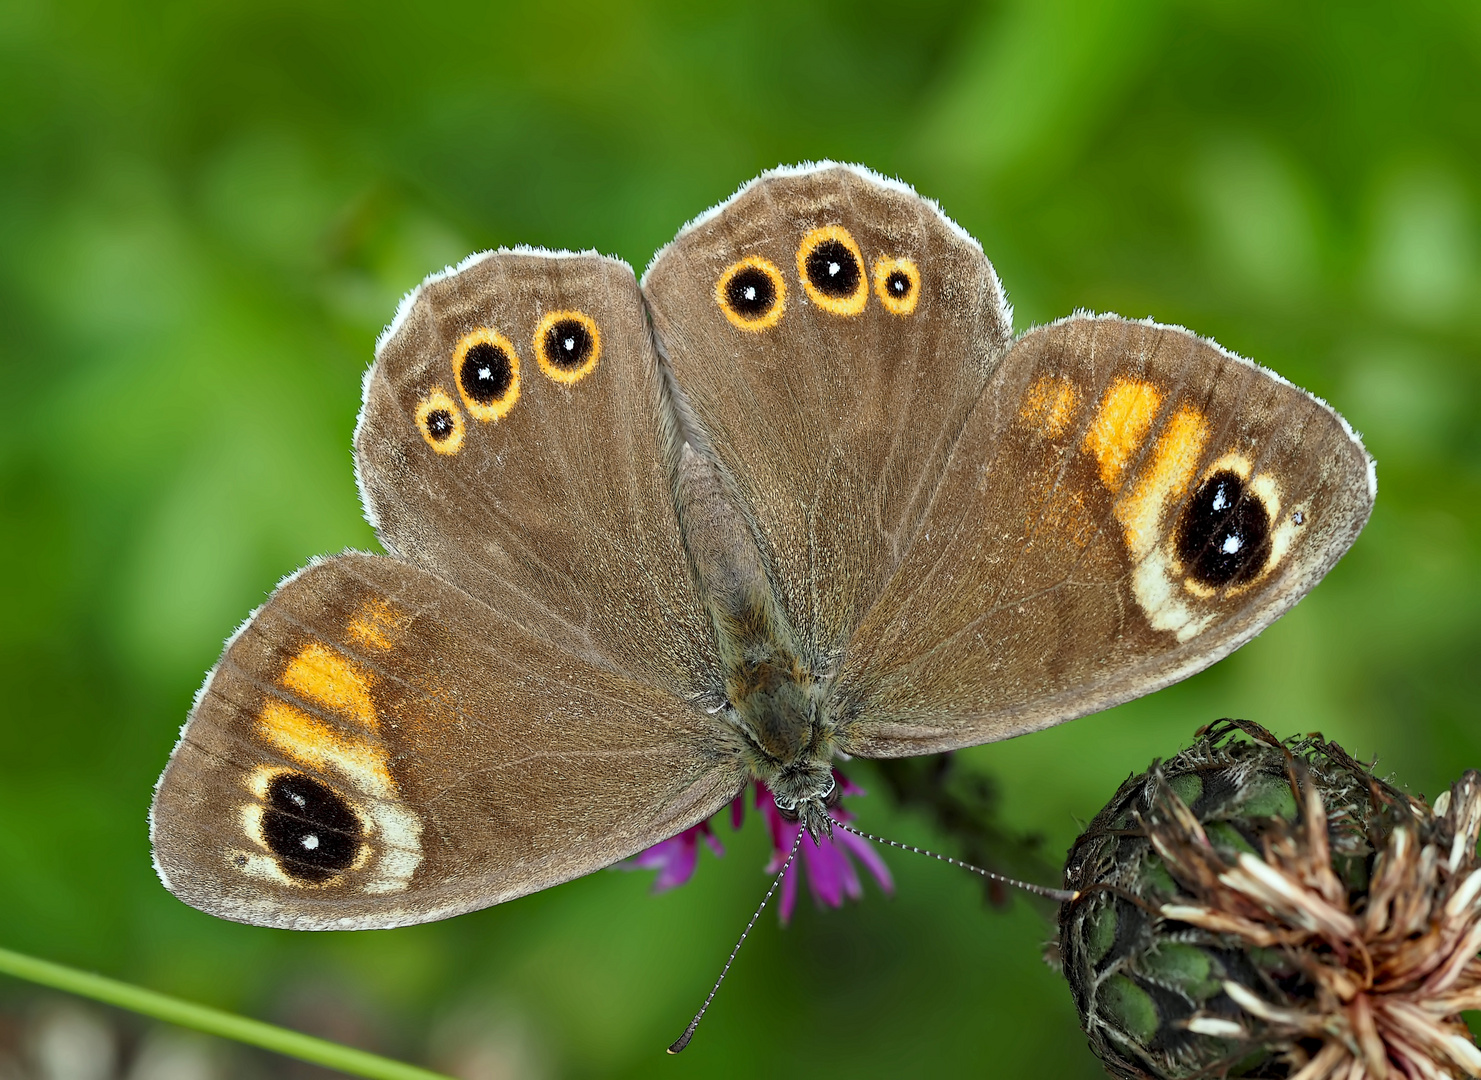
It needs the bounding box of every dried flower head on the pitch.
[1059,719,1481,1080]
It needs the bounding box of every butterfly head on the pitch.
[770,770,839,839]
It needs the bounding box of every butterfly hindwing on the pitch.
[151,553,745,930]
[829,315,1375,757]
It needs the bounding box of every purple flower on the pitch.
[626,772,892,922]
[626,818,724,892]
[754,773,893,924]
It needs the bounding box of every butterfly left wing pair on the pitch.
[152,254,746,929]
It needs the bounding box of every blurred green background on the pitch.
[1,0,1478,1076]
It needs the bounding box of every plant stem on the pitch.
[0,946,453,1080]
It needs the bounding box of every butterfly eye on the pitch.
[414,387,466,455]
[796,226,868,316]
[1175,469,1274,589]
[715,256,787,331]
[262,772,363,883]
[872,256,921,316]
[534,310,602,384]
[453,328,521,421]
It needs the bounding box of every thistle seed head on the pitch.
[1058,719,1481,1079]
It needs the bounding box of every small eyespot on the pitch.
[716,257,787,331]
[453,328,520,421]
[415,387,465,454]
[262,772,363,883]
[797,226,868,316]
[534,310,601,384]
[873,256,920,316]
[1175,469,1273,589]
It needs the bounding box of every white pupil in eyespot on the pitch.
[744,285,757,300]
[828,261,841,276]
[289,792,306,807]
[563,337,576,351]
[893,279,905,291]
[1212,485,1229,511]
[478,367,492,380]
[1222,533,1243,554]
[301,834,320,850]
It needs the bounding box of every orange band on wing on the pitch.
[346,599,405,651]
[258,701,395,798]
[1083,378,1162,492]
[1116,405,1210,559]
[281,642,377,731]
[1019,376,1079,438]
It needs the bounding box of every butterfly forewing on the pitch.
[830,315,1374,757]
[151,554,745,930]
[357,251,720,701]
[642,165,1013,672]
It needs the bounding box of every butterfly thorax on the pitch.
[728,649,836,825]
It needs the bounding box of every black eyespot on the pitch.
[425,409,455,441]
[415,388,465,454]
[727,266,777,317]
[797,226,868,315]
[873,256,921,315]
[716,257,787,331]
[453,330,520,421]
[461,341,513,402]
[533,310,602,384]
[1175,470,1273,589]
[545,320,592,369]
[805,239,862,298]
[262,773,362,882]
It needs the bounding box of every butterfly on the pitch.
[150,163,1374,931]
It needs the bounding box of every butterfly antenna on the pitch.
[832,820,1079,903]
[667,827,805,1054]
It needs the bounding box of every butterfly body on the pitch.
[151,164,1373,930]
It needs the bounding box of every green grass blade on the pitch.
[0,946,453,1080]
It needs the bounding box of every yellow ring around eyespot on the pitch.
[873,256,921,316]
[796,225,868,316]
[452,327,521,422]
[533,310,602,385]
[715,256,788,332]
[414,386,465,455]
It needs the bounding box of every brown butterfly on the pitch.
[150,163,1374,931]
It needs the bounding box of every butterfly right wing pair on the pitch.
[642,163,1373,761]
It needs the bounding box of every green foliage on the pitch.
[0,1,1476,1075]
